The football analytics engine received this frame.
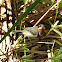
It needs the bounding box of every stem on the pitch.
[54,0,59,24]
[23,0,27,62]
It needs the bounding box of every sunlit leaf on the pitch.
[56,25,62,29]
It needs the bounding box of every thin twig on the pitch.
[33,9,50,27]
[33,0,62,26]
[42,20,59,39]
[42,28,53,39]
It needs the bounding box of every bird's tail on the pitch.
[12,30,22,34]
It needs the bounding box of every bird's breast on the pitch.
[37,26,45,35]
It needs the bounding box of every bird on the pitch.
[12,24,45,38]
[12,24,45,45]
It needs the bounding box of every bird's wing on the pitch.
[24,27,38,35]
[22,29,37,37]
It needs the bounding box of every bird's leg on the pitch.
[39,37,41,41]
[37,33,41,41]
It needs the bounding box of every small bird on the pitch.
[12,24,45,37]
[12,24,45,45]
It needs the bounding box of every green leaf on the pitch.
[17,0,22,1]
[54,0,59,23]
[0,15,5,17]
[0,2,3,6]
[59,3,62,8]
[21,47,29,51]
[0,22,3,26]
[0,0,41,43]
[23,59,34,62]
[18,2,24,9]
[58,47,62,54]
[18,44,26,46]
[52,55,56,58]
[56,54,62,59]
[22,53,34,59]
[60,22,62,24]
[53,29,62,38]
[58,15,62,17]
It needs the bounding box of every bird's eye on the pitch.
[38,24,41,28]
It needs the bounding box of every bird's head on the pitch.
[37,24,45,35]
